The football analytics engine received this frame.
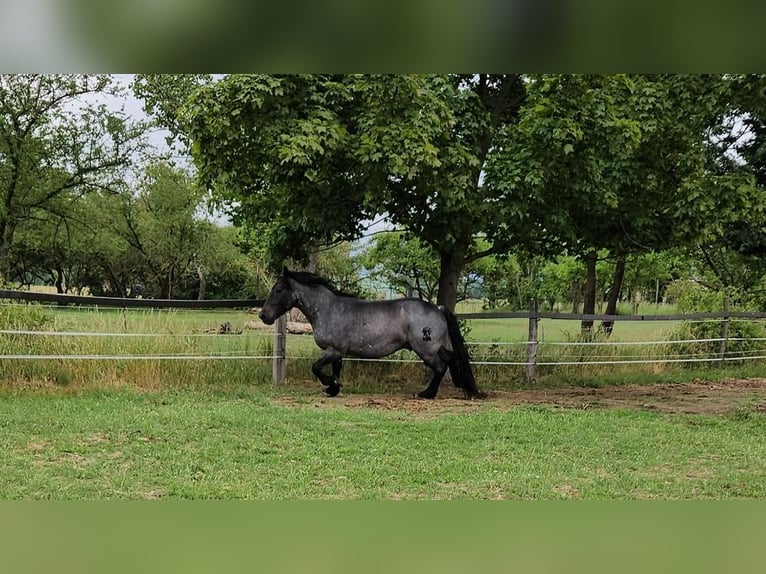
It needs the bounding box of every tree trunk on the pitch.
[0,218,16,281]
[307,244,319,274]
[436,243,467,312]
[600,255,626,336]
[581,250,598,334]
[571,280,582,314]
[55,267,65,294]
[196,265,206,300]
[158,271,171,299]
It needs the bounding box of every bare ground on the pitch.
[275,378,766,418]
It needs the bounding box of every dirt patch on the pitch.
[493,378,766,415]
[274,378,766,417]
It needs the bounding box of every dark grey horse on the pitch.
[259,268,483,399]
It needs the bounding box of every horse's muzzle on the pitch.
[259,310,275,325]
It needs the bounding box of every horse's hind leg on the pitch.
[311,349,343,397]
[417,357,448,399]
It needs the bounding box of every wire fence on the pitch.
[3,290,766,383]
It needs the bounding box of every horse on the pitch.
[259,268,483,399]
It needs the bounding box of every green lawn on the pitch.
[1,389,765,499]
[466,316,683,342]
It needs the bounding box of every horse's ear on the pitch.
[282,265,289,277]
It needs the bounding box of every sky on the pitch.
[107,75,178,160]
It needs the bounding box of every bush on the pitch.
[0,303,52,331]
[664,280,722,313]
[669,318,766,365]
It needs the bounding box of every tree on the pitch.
[0,74,148,280]
[6,191,118,293]
[360,232,441,301]
[485,75,750,332]
[181,74,373,269]
[174,223,269,300]
[132,74,213,150]
[353,75,527,310]
[113,163,209,299]
[137,74,527,311]
[705,75,766,293]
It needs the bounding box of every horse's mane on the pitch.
[284,270,356,298]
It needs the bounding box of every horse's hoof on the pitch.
[324,384,341,397]
[417,390,436,399]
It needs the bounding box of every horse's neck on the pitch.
[293,284,337,325]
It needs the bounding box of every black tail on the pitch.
[440,306,483,399]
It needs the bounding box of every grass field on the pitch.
[2,389,766,499]
[3,302,766,500]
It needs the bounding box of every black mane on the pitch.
[284,270,356,298]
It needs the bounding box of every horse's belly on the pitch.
[346,334,406,358]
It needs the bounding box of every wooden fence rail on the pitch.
[0,289,263,310]
[458,310,766,321]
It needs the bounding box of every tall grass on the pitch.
[2,301,766,394]
[0,303,275,392]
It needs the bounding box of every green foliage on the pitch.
[664,278,766,364]
[176,224,269,300]
[183,74,370,268]
[358,232,492,302]
[8,160,267,300]
[359,232,441,301]
[172,74,528,309]
[314,242,372,297]
[0,74,150,280]
[671,319,766,365]
[155,74,766,313]
[621,251,683,304]
[486,75,742,258]
[664,280,723,313]
[481,255,588,312]
[132,74,213,149]
[0,304,52,331]
[118,163,209,298]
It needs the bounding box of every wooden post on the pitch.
[526,298,539,383]
[273,314,287,385]
[719,294,730,361]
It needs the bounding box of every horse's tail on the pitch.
[440,306,483,399]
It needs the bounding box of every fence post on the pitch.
[273,314,287,385]
[526,298,539,383]
[719,294,730,361]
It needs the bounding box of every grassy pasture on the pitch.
[1,389,766,499]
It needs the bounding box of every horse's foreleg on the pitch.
[312,349,343,397]
[326,357,343,397]
[332,357,343,381]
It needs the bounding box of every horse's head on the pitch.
[259,268,298,325]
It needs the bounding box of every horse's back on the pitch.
[361,297,445,326]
